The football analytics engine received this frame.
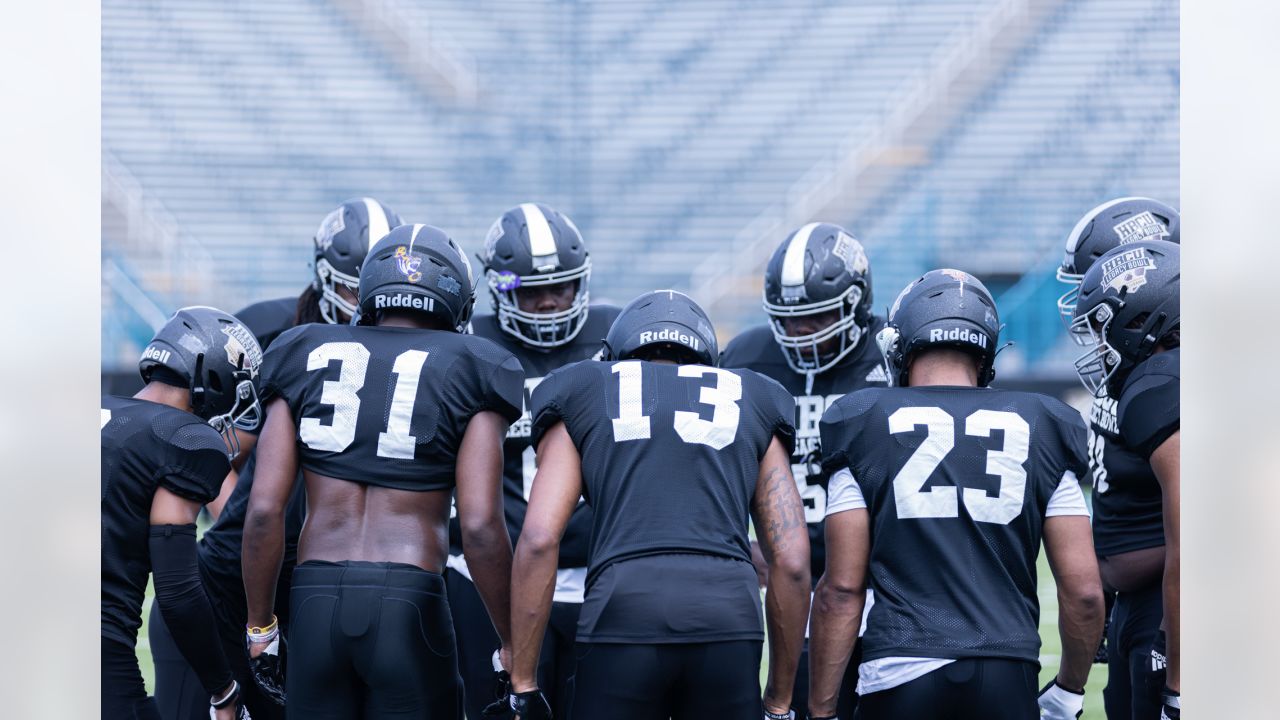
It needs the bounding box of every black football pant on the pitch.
[444,568,580,719]
[287,560,462,719]
[102,636,161,720]
[792,637,860,719]
[568,640,763,719]
[1103,583,1164,720]
[148,554,288,720]
[853,658,1038,720]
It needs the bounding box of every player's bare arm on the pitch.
[1043,513,1105,691]
[1152,429,1180,693]
[510,420,583,693]
[242,396,298,633]
[751,436,812,715]
[807,505,869,718]
[455,409,518,664]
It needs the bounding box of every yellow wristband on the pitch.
[246,615,278,636]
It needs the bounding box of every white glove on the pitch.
[1037,679,1084,719]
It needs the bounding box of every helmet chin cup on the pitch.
[876,326,901,387]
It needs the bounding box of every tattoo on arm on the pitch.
[764,465,805,554]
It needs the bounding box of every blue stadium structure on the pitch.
[103,0,1177,377]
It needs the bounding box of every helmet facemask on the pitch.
[488,260,592,348]
[1070,302,1123,397]
[315,258,361,325]
[1056,266,1088,340]
[764,283,865,374]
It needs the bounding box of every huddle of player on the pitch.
[100,196,1180,720]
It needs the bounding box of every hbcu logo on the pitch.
[1100,248,1156,294]
[221,323,262,377]
[395,246,422,283]
[1113,211,1169,245]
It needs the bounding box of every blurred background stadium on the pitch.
[101,0,1177,387]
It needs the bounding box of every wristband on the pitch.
[247,616,279,643]
[211,680,239,709]
[764,709,794,720]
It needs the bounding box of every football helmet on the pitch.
[876,269,1001,387]
[763,222,874,374]
[482,203,592,347]
[1057,197,1178,336]
[354,224,476,332]
[312,197,403,324]
[1070,240,1179,397]
[603,290,718,366]
[138,306,264,455]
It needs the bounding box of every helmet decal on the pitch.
[394,246,423,283]
[1113,211,1170,244]
[1100,248,1156,293]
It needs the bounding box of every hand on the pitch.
[1037,679,1084,719]
[1160,686,1180,720]
[209,680,252,720]
[245,632,287,706]
[506,689,553,720]
[482,649,514,717]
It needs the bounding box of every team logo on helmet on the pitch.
[940,268,971,283]
[394,246,423,283]
[494,270,521,291]
[221,323,262,377]
[315,207,345,251]
[1113,211,1170,245]
[483,220,504,262]
[832,232,869,275]
[436,274,461,296]
[1100,248,1156,294]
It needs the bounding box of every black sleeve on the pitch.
[1118,356,1180,459]
[1042,396,1090,480]
[819,389,878,474]
[158,421,231,503]
[529,365,575,451]
[257,324,308,402]
[149,524,234,696]
[479,352,525,424]
[753,372,796,456]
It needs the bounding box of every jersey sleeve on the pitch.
[750,372,796,456]
[257,324,311,404]
[466,340,525,424]
[529,364,576,451]
[818,389,879,474]
[1040,396,1090,481]
[1118,352,1180,459]
[158,419,231,503]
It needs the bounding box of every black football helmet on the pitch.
[1070,240,1179,397]
[1057,197,1178,336]
[481,203,592,347]
[312,197,403,324]
[763,222,875,374]
[354,224,475,332]
[138,306,264,456]
[603,290,718,366]
[876,269,1001,387]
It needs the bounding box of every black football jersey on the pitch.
[259,324,524,491]
[101,396,231,648]
[1118,349,1180,460]
[530,360,795,642]
[719,320,889,580]
[1087,391,1165,557]
[820,386,1088,663]
[234,296,298,352]
[462,305,620,566]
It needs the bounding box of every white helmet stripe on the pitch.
[363,197,393,250]
[781,222,821,287]
[520,203,560,267]
[408,223,426,253]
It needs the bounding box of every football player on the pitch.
[719,222,887,717]
[241,224,524,718]
[809,269,1105,720]
[149,196,401,719]
[504,290,812,719]
[445,203,620,719]
[102,306,263,720]
[1057,198,1179,720]
[1071,240,1181,719]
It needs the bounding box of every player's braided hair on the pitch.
[295,285,325,326]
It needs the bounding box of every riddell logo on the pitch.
[930,327,988,348]
[639,328,700,350]
[141,345,171,365]
[375,294,435,311]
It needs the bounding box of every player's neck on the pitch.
[907,351,979,388]
[134,381,194,413]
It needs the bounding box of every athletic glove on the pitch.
[209,679,252,720]
[482,650,515,717]
[1160,687,1180,720]
[1037,679,1084,719]
[503,690,553,720]
[245,632,287,706]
